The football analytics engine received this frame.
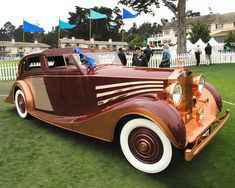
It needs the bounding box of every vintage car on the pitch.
[4,48,230,173]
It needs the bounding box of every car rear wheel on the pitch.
[15,90,29,119]
[120,118,173,173]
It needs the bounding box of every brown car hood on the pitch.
[89,65,175,80]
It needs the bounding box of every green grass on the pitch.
[0,64,235,188]
[0,61,19,65]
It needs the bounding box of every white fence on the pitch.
[126,52,235,67]
[0,64,18,81]
[0,56,21,62]
[1,52,235,81]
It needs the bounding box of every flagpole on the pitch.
[58,18,60,48]
[58,27,60,48]
[23,19,25,42]
[122,23,125,42]
[89,18,91,39]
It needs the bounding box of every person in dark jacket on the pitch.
[144,45,153,63]
[195,45,202,66]
[117,48,127,66]
[205,43,212,65]
[132,46,148,67]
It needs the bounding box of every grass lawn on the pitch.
[0,61,19,65]
[0,64,234,188]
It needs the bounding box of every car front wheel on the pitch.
[120,118,173,173]
[15,89,29,119]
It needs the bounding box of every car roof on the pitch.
[26,48,109,57]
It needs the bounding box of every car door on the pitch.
[43,54,89,116]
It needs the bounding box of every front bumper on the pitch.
[184,110,231,161]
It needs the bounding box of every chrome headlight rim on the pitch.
[166,83,183,106]
[172,83,183,105]
[198,75,205,93]
[193,75,205,96]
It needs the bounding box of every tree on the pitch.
[160,18,169,28]
[126,22,163,45]
[224,31,235,51]
[118,0,186,54]
[126,33,144,49]
[0,22,16,40]
[68,6,122,41]
[186,10,200,17]
[188,22,211,44]
[14,25,24,42]
[42,29,57,48]
[0,28,8,41]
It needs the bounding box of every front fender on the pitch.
[205,82,222,112]
[117,97,186,148]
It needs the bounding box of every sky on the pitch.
[0,0,235,33]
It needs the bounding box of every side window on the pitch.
[47,56,66,68]
[23,56,41,72]
[64,55,75,66]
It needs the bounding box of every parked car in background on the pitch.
[4,48,230,173]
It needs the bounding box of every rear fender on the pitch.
[4,80,35,112]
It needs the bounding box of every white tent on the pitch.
[186,40,195,49]
[207,37,224,53]
[194,38,206,48]
[208,37,219,46]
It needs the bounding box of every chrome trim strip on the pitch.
[96,81,164,90]
[97,84,163,98]
[97,88,162,105]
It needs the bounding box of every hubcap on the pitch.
[128,127,163,164]
[18,94,26,113]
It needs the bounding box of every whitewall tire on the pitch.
[15,90,28,119]
[120,118,172,173]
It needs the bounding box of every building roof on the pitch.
[163,12,235,30]
[212,28,235,36]
[0,40,50,48]
[59,38,128,46]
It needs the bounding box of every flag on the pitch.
[209,7,213,13]
[90,10,107,20]
[73,48,95,69]
[123,8,139,19]
[23,20,45,33]
[59,19,76,29]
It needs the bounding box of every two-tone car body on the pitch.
[4,48,230,173]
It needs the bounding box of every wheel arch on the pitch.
[13,80,35,112]
[113,100,186,149]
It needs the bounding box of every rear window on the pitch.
[23,56,41,72]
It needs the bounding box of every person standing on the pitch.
[132,46,148,67]
[144,45,153,63]
[205,43,212,65]
[195,45,202,66]
[159,44,171,68]
[117,48,127,66]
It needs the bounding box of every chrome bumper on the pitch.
[184,110,231,161]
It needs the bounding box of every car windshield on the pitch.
[73,52,122,66]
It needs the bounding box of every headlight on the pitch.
[193,75,205,96]
[165,83,183,105]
